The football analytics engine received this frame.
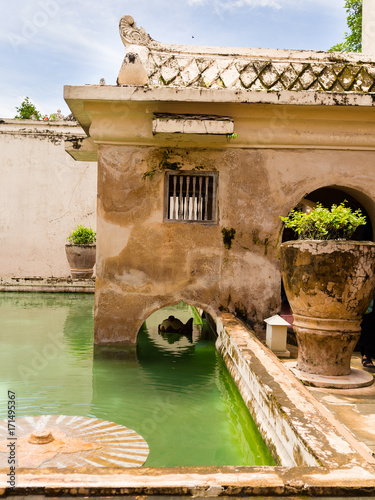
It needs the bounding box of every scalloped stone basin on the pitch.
[0,415,149,468]
[280,240,375,376]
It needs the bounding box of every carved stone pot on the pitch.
[280,240,375,376]
[65,244,96,279]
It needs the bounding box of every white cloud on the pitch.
[187,0,343,9]
[188,0,281,6]
[0,0,348,117]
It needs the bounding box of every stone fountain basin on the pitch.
[0,415,149,469]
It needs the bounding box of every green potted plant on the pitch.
[65,224,96,279]
[280,202,375,381]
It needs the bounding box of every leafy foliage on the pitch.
[329,0,362,52]
[15,97,55,121]
[280,202,366,240]
[15,97,41,120]
[67,225,96,245]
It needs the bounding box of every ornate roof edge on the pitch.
[117,16,375,92]
[119,15,375,65]
[119,15,154,47]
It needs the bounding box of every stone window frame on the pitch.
[164,170,218,224]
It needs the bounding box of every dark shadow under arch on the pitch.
[137,300,216,350]
[135,301,218,390]
[136,299,218,346]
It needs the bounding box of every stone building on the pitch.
[0,118,96,278]
[65,15,375,345]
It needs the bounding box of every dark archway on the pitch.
[137,301,215,355]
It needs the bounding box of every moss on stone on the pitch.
[221,227,236,249]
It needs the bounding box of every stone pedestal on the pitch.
[280,240,375,377]
[65,244,96,279]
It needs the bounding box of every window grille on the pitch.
[164,171,218,223]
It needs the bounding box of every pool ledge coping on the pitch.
[216,313,375,470]
[0,277,95,293]
[1,465,375,496]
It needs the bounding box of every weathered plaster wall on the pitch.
[94,141,375,344]
[64,83,375,345]
[0,120,97,277]
[94,144,280,344]
[363,0,375,55]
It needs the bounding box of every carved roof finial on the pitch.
[119,15,152,46]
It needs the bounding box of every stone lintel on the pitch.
[152,114,234,135]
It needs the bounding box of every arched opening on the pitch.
[112,301,274,467]
[282,186,374,243]
[280,185,375,335]
[137,300,215,357]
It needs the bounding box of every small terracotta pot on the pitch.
[280,240,375,376]
[65,244,96,279]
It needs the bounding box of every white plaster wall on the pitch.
[0,120,97,277]
[363,0,375,55]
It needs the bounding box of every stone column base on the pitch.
[285,361,374,389]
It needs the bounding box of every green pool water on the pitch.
[0,293,275,467]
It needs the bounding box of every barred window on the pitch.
[164,171,218,223]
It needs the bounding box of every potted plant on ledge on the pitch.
[280,202,375,387]
[65,224,96,279]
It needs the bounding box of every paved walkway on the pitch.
[285,348,375,458]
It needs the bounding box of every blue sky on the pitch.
[0,0,348,118]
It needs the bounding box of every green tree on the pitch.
[15,97,55,120]
[329,0,362,52]
[14,97,42,120]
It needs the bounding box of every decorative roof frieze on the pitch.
[118,15,375,93]
[144,51,375,92]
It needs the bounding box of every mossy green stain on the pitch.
[142,149,182,180]
[221,227,236,249]
[252,230,270,255]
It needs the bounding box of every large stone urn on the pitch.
[280,240,375,376]
[65,244,96,279]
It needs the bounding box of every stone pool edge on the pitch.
[0,277,95,293]
[1,465,375,496]
[216,313,375,469]
[1,312,375,496]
